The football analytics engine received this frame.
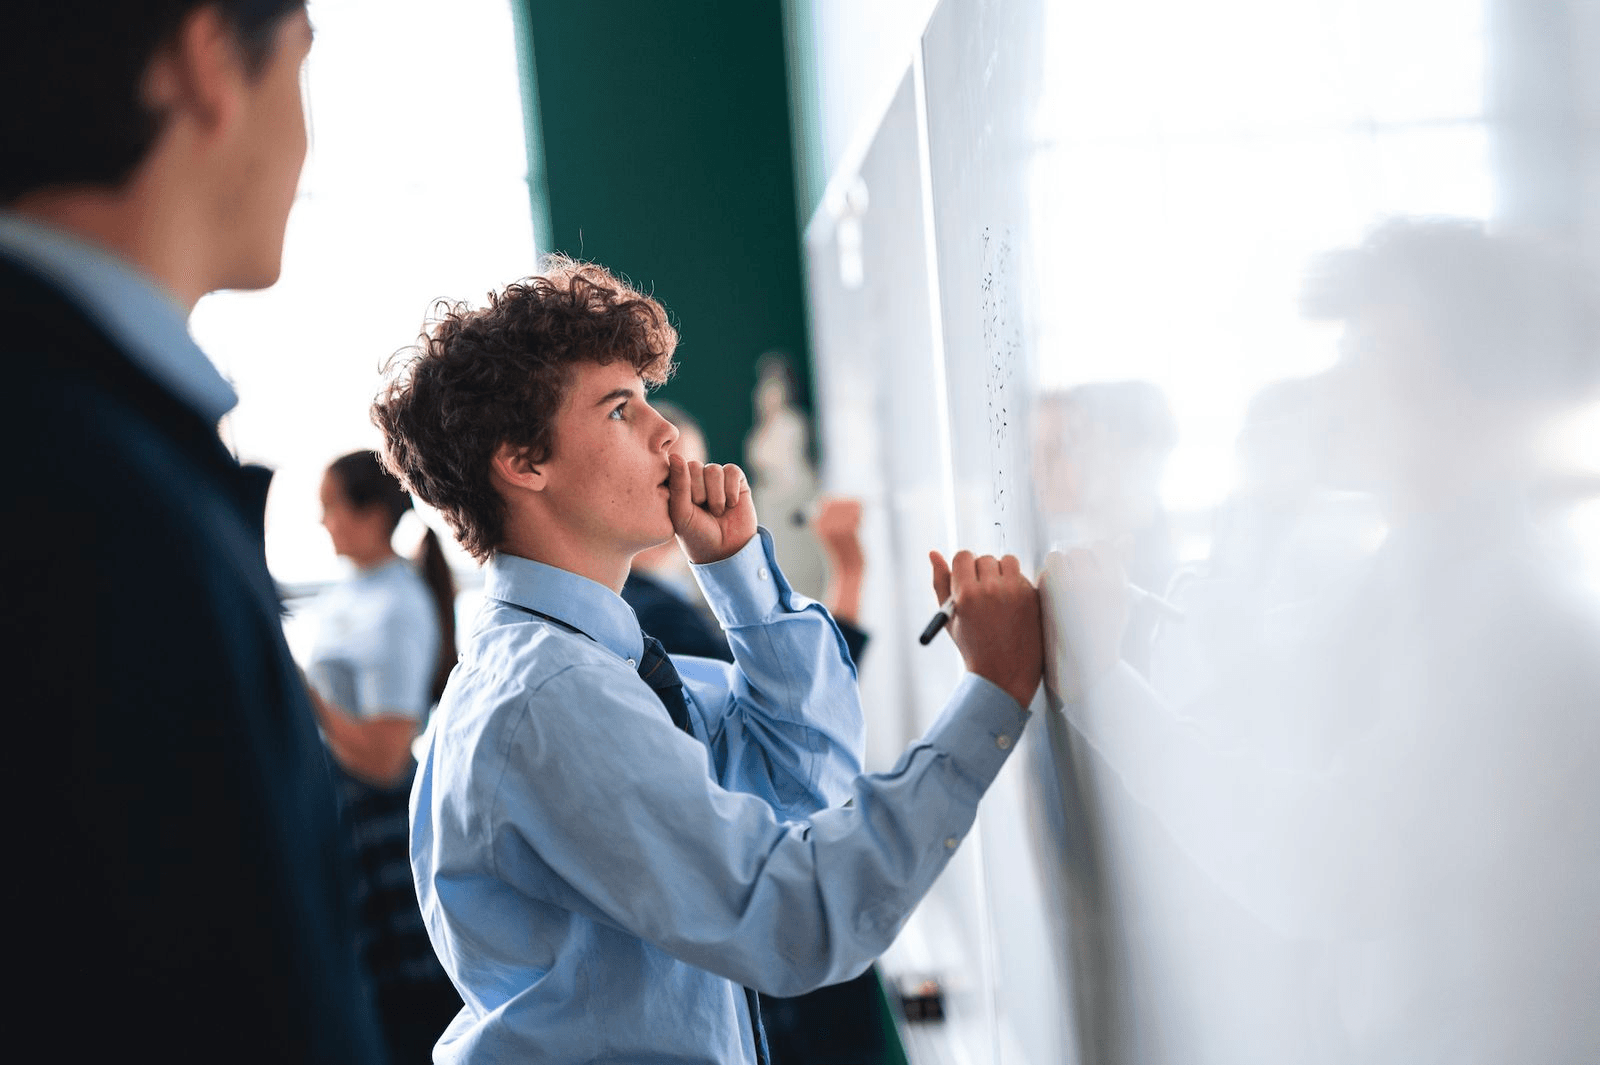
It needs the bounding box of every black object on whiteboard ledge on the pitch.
[898,977,946,1023]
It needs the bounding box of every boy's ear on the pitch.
[489,442,547,492]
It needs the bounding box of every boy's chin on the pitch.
[629,528,681,571]
[641,524,679,551]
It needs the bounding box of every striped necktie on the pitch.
[636,631,770,1065]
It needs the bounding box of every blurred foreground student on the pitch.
[373,257,1044,1065]
[0,3,384,1061]
[306,450,462,1064]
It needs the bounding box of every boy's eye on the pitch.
[609,403,626,421]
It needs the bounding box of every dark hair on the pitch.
[373,255,678,562]
[1301,216,1600,407]
[326,450,457,703]
[2,1,306,202]
[329,449,411,528]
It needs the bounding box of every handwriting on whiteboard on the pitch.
[980,225,1021,551]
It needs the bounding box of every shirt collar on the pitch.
[0,212,237,423]
[485,552,645,665]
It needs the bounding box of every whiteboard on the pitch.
[806,0,1600,1062]
[808,67,1019,1065]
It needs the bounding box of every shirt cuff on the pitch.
[921,673,1033,796]
[690,527,796,628]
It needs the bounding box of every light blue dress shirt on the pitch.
[0,212,236,423]
[413,529,1029,1064]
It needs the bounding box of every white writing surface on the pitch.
[804,1,1600,1062]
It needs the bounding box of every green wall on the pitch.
[781,0,829,229]
[511,0,813,466]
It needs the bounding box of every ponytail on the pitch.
[416,527,457,703]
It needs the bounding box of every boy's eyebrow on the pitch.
[594,386,640,407]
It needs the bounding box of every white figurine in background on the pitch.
[744,353,827,597]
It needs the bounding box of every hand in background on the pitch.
[669,453,759,564]
[929,549,1043,709]
[813,496,865,623]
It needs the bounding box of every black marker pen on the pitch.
[918,596,957,645]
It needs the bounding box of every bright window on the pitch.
[191,0,536,587]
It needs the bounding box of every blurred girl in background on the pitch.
[306,449,461,1064]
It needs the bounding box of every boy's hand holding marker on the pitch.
[927,549,1044,710]
[663,446,1048,710]
[922,540,1184,707]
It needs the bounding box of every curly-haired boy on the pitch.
[375,255,1043,1065]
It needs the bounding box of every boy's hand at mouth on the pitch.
[667,452,759,564]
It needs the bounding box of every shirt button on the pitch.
[944,837,959,850]
[757,566,770,581]
[996,734,1013,750]
[626,658,636,668]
